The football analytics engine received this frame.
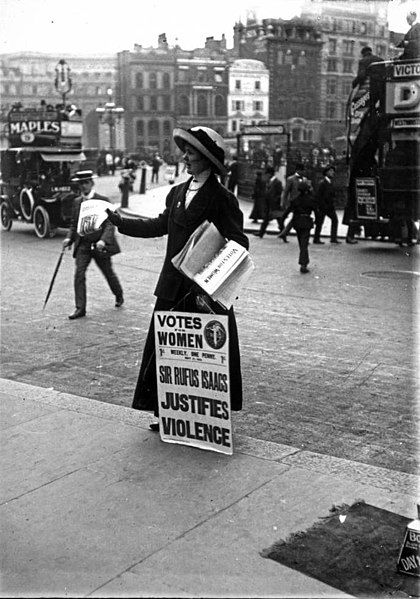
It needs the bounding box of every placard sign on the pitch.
[355,178,378,219]
[154,311,232,455]
[397,519,420,577]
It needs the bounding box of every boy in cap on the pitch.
[63,170,123,319]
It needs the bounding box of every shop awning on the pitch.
[41,152,86,162]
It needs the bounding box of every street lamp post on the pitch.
[55,59,72,105]
[95,88,124,158]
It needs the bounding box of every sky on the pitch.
[0,0,419,56]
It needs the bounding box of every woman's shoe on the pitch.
[300,266,309,274]
[149,422,159,432]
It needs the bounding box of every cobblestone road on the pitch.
[1,183,419,475]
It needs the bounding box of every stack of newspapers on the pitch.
[172,220,254,308]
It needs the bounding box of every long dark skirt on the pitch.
[132,293,244,416]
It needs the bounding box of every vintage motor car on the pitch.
[0,103,86,238]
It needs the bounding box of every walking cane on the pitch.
[42,248,66,310]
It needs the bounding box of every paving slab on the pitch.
[1,379,418,598]
[94,466,413,598]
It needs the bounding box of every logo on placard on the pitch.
[204,320,227,349]
[20,131,35,143]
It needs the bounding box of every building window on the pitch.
[307,129,313,142]
[135,72,143,88]
[285,49,293,64]
[327,58,337,72]
[235,79,241,90]
[253,100,263,111]
[197,70,208,82]
[150,96,157,111]
[292,128,301,142]
[278,50,283,64]
[137,96,144,110]
[197,94,207,116]
[136,121,144,136]
[179,95,189,115]
[329,38,337,54]
[163,120,171,136]
[178,70,187,82]
[163,72,170,89]
[215,94,225,116]
[214,73,223,83]
[149,72,157,89]
[148,119,159,137]
[255,80,261,90]
[376,44,386,57]
[343,59,354,74]
[96,87,102,95]
[162,95,170,111]
[298,51,307,66]
[326,101,336,119]
[232,100,244,111]
[326,78,337,95]
[342,80,352,96]
[343,40,354,55]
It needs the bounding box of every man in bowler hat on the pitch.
[63,170,124,319]
[313,165,341,244]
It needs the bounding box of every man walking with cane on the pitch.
[62,170,124,320]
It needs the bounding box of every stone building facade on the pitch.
[174,37,229,142]
[116,35,176,159]
[0,52,117,149]
[227,58,269,134]
[233,17,323,147]
[301,0,390,141]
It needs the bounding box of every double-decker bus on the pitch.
[344,57,420,243]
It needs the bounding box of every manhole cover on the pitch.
[362,270,420,280]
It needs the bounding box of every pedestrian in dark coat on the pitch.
[352,46,383,89]
[397,11,420,60]
[151,154,162,183]
[249,171,265,222]
[290,181,316,273]
[227,156,238,194]
[313,165,341,244]
[253,167,284,238]
[278,162,311,242]
[106,127,249,430]
[62,170,123,320]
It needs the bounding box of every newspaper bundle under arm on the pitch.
[77,199,110,236]
[172,220,254,309]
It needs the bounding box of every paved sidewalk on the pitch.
[114,179,349,239]
[1,378,418,598]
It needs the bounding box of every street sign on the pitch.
[241,124,286,135]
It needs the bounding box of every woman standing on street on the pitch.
[106,126,249,430]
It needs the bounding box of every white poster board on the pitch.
[154,311,232,455]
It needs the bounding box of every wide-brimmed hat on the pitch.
[71,170,97,182]
[173,126,227,175]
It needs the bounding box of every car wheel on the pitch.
[33,205,51,238]
[0,201,13,231]
[20,188,35,221]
